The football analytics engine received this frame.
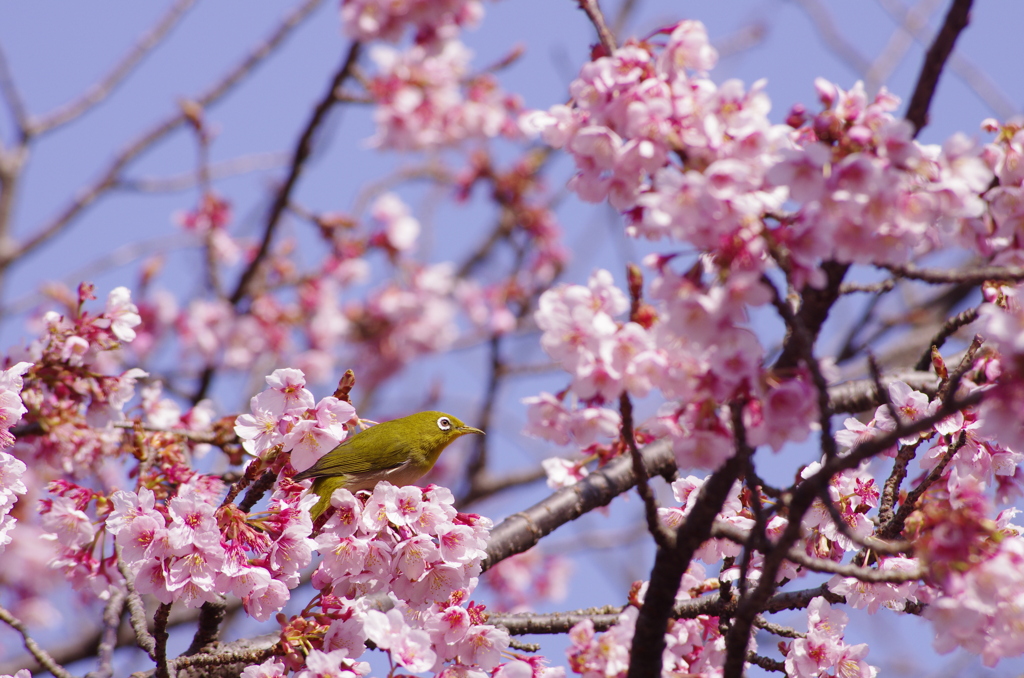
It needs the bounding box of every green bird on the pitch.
[292,411,484,521]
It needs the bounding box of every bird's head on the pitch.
[408,410,484,453]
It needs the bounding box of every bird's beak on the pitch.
[459,426,485,436]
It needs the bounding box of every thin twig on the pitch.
[117,153,287,193]
[117,549,158,659]
[877,0,1015,119]
[0,603,76,678]
[710,521,922,582]
[913,306,979,371]
[754,615,805,639]
[85,586,126,678]
[621,391,672,549]
[0,43,30,137]
[577,0,617,54]
[33,0,198,134]
[4,0,325,270]
[764,275,838,460]
[229,40,362,306]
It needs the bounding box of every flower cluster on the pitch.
[366,40,521,151]
[526,19,990,281]
[974,118,1024,260]
[174,192,240,265]
[0,363,31,552]
[265,482,514,676]
[106,481,314,619]
[341,0,482,45]
[901,476,1024,665]
[14,285,143,473]
[782,598,877,678]
[234,368,356,472]
[527,265,816,474]
[799,457,879,560]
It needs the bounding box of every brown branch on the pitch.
[754,616,805,639]
[838,279,896,295]
[462,336,502,501]
[764,275,837,460]
[87,587,126,678]
[229,39,362,305]
[884,262,1024,284]
[0,43,30,137]
[627,450,745,678]
[711,522,922,582]
[904,0,974,135]
[153,602,172,678]
[577,0,617,54]
[774,261,849,370]
[621,392,672,549]
[184,599,227,656]
[32,0,198,135]
[491,583,845,636]
[482,439,676,571]
[720,386,983,677]
[876,429,968,540]
[117,549,157,659]
[913,306,979,371]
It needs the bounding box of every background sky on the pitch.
[1,1,1023,676]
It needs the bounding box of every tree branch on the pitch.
[904,0,974,135]
[482,439,676,571]
[32,0,198,135]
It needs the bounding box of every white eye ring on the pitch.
[437,416,452,431]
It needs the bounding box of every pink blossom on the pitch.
[371,193,421,252]
[243,575,290,622]
[541,457,589,489]
[40,495,96,549]
[241,657,287,678]
[453,624,510,671]
[393,534,441,581]
[523,393,572,445]
[295,648,361,678]
[364,609,437,673]
[101,286,142,342]
[263,368,316,412]
[60,336,89,366]
[568,407,620,448]
[437,523,486,564]
[285,419,344,474]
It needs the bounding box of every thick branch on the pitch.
[904,0,974,135]
[482,439,675,571]
[627,452,745,678]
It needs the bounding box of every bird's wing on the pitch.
[293,424,415,479]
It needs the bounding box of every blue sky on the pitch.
[1,1,1022,675]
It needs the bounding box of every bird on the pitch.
[292,410,484,521]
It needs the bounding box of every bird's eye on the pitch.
[437,417,452,431]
